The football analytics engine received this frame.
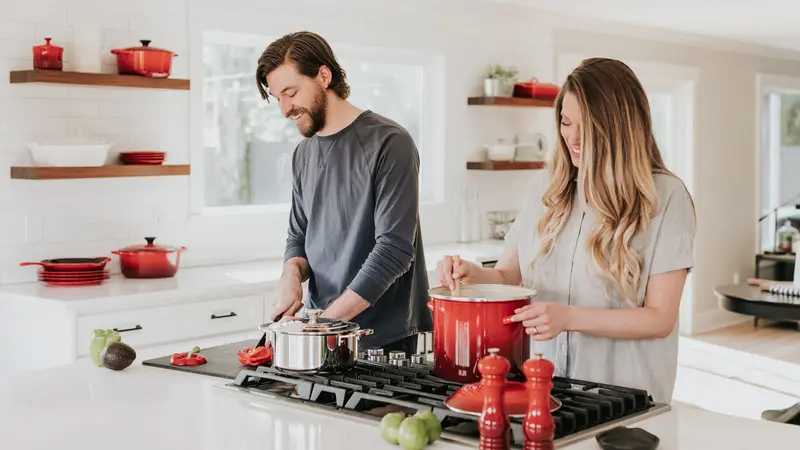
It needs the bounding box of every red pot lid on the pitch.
[444,351,561,417]
[113,40,175,55]
[428,284,537,302]
[119,237,181,253]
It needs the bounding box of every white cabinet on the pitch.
[75,295,264,358]
[0,290,274,374]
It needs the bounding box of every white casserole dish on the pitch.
[26,141,112,167]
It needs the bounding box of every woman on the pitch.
[437,58,695,404]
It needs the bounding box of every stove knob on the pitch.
[391,358,411,367]
[357,351,367,360]
[367,348,384,356]
[411,354,427,365]
[375,355,389,363]
[389,350,406,360]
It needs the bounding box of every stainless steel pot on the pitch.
[259,309,373,374]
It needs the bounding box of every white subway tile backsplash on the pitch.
[0,22,36,42]
[0,40,34,60]
[1,3,68,25]
[64,117,129,137]
[24,213,43,244]
[65,8,129,32]
[33,24,74,46]
[17,98,99,118]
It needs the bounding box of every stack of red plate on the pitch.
[38,269,110,286]
[20,257,111,287]
[119,151,166,165]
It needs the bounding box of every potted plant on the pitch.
[484,64,518,97]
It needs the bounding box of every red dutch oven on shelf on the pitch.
[110,40,177,78]
[112,237,185,279]
[513,77,561,101]
[427,284,535,383]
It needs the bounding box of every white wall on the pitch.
[2,0,800,334]
[0,0,558,284]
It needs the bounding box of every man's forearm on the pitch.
[283,257,310,283]
[319,289,371,321]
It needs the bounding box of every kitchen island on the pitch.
[1,358,798,450]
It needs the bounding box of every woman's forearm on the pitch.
[568,305,674,339]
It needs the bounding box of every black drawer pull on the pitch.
[113,325,142,333]
[211,312,237,320]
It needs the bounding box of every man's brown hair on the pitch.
[256,31,350,102]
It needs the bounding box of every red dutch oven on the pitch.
[427,284,536,383]
[112,237,185,279]
[110,40,177,78]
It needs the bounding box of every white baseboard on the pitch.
[692,308,752,335]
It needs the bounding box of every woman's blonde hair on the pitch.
[534,57,687,306]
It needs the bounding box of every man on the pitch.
[255,31,432,353]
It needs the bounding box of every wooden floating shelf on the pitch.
[467,161,545,171]
[9,70,190,90]
[467,96,554,107]
[10,164,191,180]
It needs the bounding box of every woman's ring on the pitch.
[532,326,539,335]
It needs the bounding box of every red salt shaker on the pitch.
[523,353,555,450]
[33,38,63,71]
[478,348,511,450]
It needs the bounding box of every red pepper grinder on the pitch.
[523,353,556,450]
[478,348,511,450]
[33,37,64,71]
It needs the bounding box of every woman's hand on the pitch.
[435,255,479,290]
[509,302,573,341]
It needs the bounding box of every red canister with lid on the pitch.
[33,38,64,71]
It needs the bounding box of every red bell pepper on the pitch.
[170,346,207,366]
[237,346,273,366]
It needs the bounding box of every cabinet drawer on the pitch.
[76,295,263,357]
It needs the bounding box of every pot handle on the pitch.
[426,301,433,311]
[19,261,45,267]
[357,329,374,337]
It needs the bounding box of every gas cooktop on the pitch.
[215,351,670,449]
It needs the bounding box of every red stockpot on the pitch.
[427,284,535,383]
[112,237,185,278]
[110,40,177,78]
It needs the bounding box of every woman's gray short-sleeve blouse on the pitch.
[505,172,695,403]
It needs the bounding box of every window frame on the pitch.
[190,30,446,217]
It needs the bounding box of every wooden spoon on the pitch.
[452,255,461,296]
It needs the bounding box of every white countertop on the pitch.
[1,357,799,450]
[0,239,507,313]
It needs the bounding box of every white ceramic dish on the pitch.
[26,141,112,167]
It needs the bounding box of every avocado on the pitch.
[101,342,137,371]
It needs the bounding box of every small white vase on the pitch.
[484,78,513,97]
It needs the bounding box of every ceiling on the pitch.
[488,0,800,53]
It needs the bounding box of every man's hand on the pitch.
[269,258,308,321]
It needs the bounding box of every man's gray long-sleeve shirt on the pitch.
[284,110,433,348]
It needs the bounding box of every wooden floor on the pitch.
[691,320,800,365]
[672,319,800,419]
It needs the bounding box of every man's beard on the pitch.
[288,86,328,138]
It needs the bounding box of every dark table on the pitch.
[714,284,800,328]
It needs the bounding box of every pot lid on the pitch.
[118,237,181,253]
[264,309,360,335]
[125,40,170,52]
[428,284,536,302]
[443,350,561,417]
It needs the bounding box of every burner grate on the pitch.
[226,359,668,448]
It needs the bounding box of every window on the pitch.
[201,32,441,209]
[758,86,800,253]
